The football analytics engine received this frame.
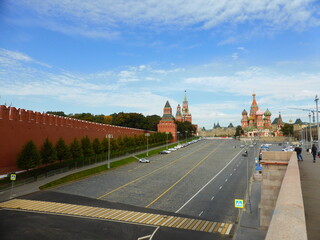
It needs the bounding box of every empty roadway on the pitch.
[54,139,255,224]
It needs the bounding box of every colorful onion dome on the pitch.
[242,109,248,115]
[256,109,264,115]
[264,108,272,116]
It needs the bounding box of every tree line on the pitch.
[46,111,161,131]
[17,132,172,171]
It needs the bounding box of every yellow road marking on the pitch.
[226,224,233,235]
[176,218,188,228]
[171,217,183,228]
[200,221,210,231]
[221,223,229,234]
[164,216,178,227]
[208,222,217,233]
[0,199,233,235]
[118,211,136,221]
[196,220,206,231]
[183,219,195,229]
[214,222,221,232]
[160,216,174,226]
[204,221,214,232]
[140,214,156,224]
[192,220,203,230]
[146,214,161,224]
[125,212,141,221]
[97,142,212,199]
[145,141,225,208]
[188,219,199,230]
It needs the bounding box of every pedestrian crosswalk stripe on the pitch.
[0,199,233,236]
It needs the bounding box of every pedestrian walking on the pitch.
[294,145,303,161]
[311,144,317,163]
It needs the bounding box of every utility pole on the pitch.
[315,95,320,152]
[309,112,313,148]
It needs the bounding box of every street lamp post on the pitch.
[166,132,169,150]
[309,112,313,148]
[177,131,180,145]
[145,133,150,156]
[315,95,320,152]
[185,131,188,143]
[106,134,113,169]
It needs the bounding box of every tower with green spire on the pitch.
[157,101,177,142]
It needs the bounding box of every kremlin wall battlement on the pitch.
[0,105,153,174]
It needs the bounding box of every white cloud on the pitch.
[232,53,239,60]
[0,48,51,68]
[1,47,319,127]
[14,0,319,38]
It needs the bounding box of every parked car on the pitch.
[139,158,150,163]
[159,150,171,154]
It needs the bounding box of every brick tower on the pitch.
[157,101,177,142]
[182,90,192,123]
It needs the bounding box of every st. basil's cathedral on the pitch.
[241,94,283,137]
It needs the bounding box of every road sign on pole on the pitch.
[234,199,244,208]
[10,174,16,181]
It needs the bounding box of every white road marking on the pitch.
[225,179,228,182]
[199,211,203,216]
[211,196,215,200]
[230,173,232,176]
[219,186,222,190]
[175,149,244,213]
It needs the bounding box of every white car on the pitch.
[139,158,150,163]
[168,148,177,151]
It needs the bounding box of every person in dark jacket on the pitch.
[311,144,317,163]
[294,145,303,161]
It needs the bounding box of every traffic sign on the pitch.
[234,199,244,208]
[10,174,16,181]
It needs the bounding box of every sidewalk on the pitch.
[235,150,320,240]
[233,174,267,240]
[299,151,320,240]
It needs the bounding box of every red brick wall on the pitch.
[157,121,177,142]
[0,105,153,174]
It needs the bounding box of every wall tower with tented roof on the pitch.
[157,101,177,142]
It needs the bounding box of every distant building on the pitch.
[241,94,283,137]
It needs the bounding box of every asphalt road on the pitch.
[54,139,257,223]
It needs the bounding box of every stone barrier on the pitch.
[263,152,307,240]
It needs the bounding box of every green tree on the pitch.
[117,136,125,149]
[144,115,161,131]
[55,137,72,162]
[281,123,294,136]
[70,138,83,159]
[175,121,196,139]
[92,138,103,155]
[17,140,41,170]
[101,137,109,153]
[81,136,94,158]
[40,138,58,165]
[235,125,244,137]
[46,111,67,117]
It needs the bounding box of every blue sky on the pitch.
[1,0,320,129]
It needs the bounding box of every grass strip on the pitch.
[39,156,136,190]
